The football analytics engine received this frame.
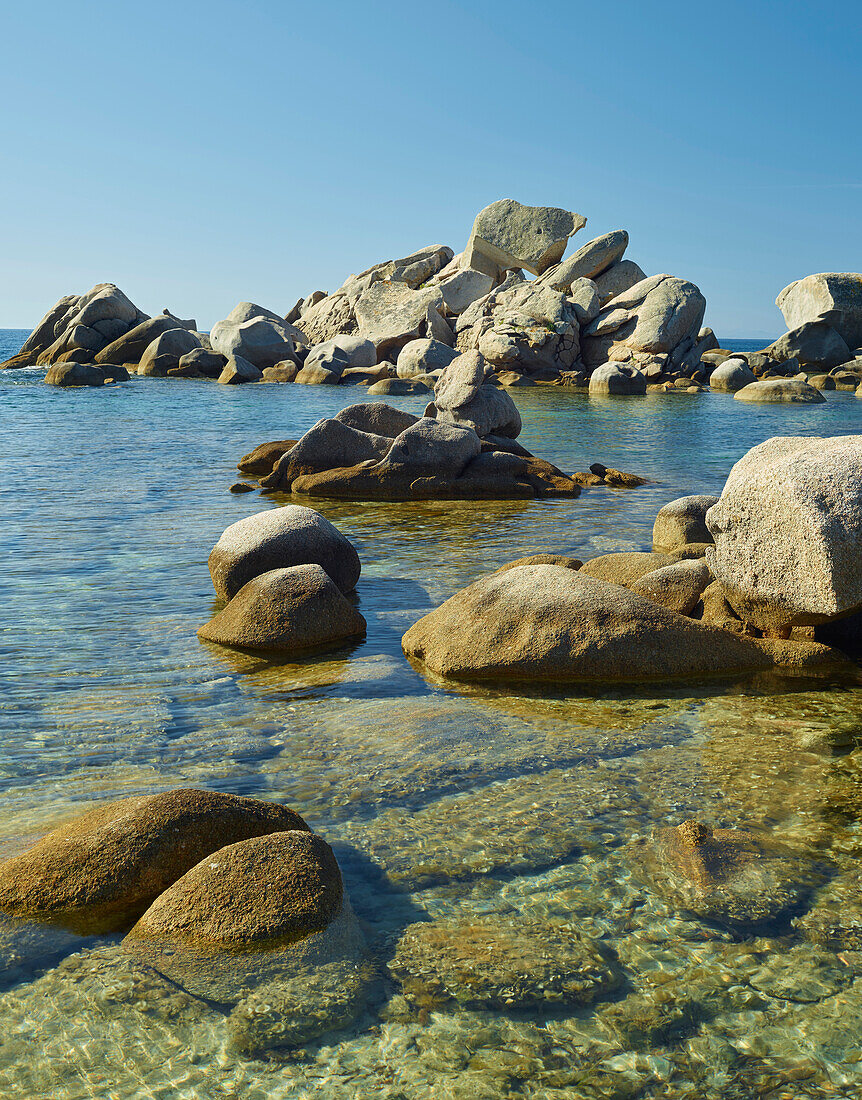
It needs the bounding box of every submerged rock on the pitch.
[389,913,621,1010]
[633,819,819,927]
[207,505,361,600]
[197,564,367,652]
[0,790,309,934]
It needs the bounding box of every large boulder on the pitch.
[303,336,376,377]
[0,790,309,934]
[354,282,452,359]
[629,558,712,616]
[734,379,825,404]
[333,402,419,437]
[207,505,361,600]
[259,419,393,489]
[539,230,629,291]
[382,417,482,474]
[435,382,522,439]
[706,435,862,631]
[652,495,719,553]
[198,565,366,652]
[433,349,488,409]
[137,328,201,377]
[210,304,305,369]
[709,357,756,392]
[776,273,862,350]
[1,293,80,368]
[580,552,674,587]
[217,355,263,384]
[396,338,459,378]
[95,315,183,366]
[764,321,850,370]
[401,565,835,682]
[592,259,648,306]
[43,361,108,388]
[463,198,587,278]
[588,363,646,395]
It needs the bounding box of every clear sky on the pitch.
[1,0,859,338]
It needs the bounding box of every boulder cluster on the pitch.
[0,789,369,1051]
[402,434,862,683]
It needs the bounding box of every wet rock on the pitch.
[228,482,255,494]
[706,435,862,631]
[463,198,587,278]
[734,378,826,403]
[794,871,862,950]
[207,504,361,599]
[747,944,852,1002]
[43,361,107,387]
[389,913,621,1010]
[123,831,364,1004]
[237,439,298,476]
[401,565,831,683]
[652,495,719,553]
[0,789,309,934]
[493,554,583,573]
[634,820,818,927]
[197,564,367,652]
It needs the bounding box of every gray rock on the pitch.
[764,321,850,370]
[541,230,629,290]
[653,495,720,552]
[592,259,648,305]
[207,504,361,599]
[296,291,356,345]
[217,355,263,385]
[708,357,756,392]
[777,272,862,350]
[91,318,129,342]
[588,363,647,395]
[566,277,601,323]
[354,282,452,358]
[706,435,862,630]
[463,198,587,277]
[733,379,825,403]
[333,403,419,438]
[211,309,304,370]
[177,348,227,378]
[138,328,201,377]
[1,293,79,368]
[95,315,183,366]
[437,267,495,314]
[383,417,482,475]
[197,564,366,652]
[43,362,106,387]
[434,350,488,409]
[396,338,459,379]
[436,383,522,439]
[401,565,834,683]
[304,336,376,375]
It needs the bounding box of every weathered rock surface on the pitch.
[633,820,818,927]
[592,259,648,305]
[402,565,834,683]
[463,198,587,278]
[207,505,361,600]
[43,362,110,387]
[334,402,420,437]
[396,338,459,379]
[630,558,712,616]
[0,790,309,934]
[708,357,756,392]
[580,552,675,587]
[94,315,181,367]
[734,378,825,403]
[355,282,452,359]
[706,435,862,630]
[137,328,201,377]
[210,303,304,370]
[198,564,367,652]
[652,495,719,553]
[304,336,376,376]
[777,273,862,350]
[764,321,850,370]
[389,914,621,1010]
[217,354,263,385]
[588,363,646,395]
[176,348,226,378]
[540,230,629,290]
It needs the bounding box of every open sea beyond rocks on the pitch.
[3,327,862,1099]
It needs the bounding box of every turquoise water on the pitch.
[2,331,862,1098]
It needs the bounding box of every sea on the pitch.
[1,328,862,1098]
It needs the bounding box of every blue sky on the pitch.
[1,0,859,338]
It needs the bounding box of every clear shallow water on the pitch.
[2,331,862,1098]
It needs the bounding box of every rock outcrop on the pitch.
[463,198,587,278]
[777,273,862,351]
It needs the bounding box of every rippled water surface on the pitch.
[2,330,862,1098]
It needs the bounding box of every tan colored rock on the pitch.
[652,495,719,552]
[580,552,674,587]
[464,198,587,277]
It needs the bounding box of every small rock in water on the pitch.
[388,912,621,1010]
[229,482,255,493]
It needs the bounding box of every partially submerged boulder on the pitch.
[217,355,263,385]
[198,565,367,652]
[629,558,712,616]
[588,363,646,395]
[433,350,522,438]
[207,505,361,600]
[708,357,756,392]
[44,362,110,388]
[734,378,825,404]
[137,328,201,377]
[706,435,862,631]
[0,790,309,935]
[401,565,836,683]
[764,321,850,370]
